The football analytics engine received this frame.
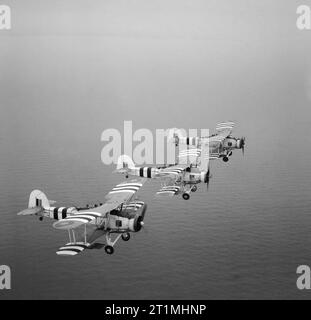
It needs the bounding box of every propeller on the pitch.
[240,137,246,155]
[205,169,211,192]
[140,221,149,234]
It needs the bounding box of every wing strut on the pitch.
[84,224,87,245]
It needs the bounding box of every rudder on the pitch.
[28,190,50,209]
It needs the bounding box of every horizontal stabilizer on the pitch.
[17,207,43,216]
[56,242,89,256]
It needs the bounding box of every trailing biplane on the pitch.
[17,179,147,255]
[115,142,210,200]
[171,121,245,162]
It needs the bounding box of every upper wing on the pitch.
[53,178,146,230]
[212,121,235,140]
[101,178,146,209]
[178,147,201,165]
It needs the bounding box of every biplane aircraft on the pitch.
[115,142,210,200]
[171,121,245,162]
[17,179,147,255]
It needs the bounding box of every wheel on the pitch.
[39,216,43,221]
[182,193,190,200]
[223,156,229,162]
[192,185,197,192]
[104,245,114,254]
[122,233,130,241]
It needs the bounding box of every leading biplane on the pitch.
[17,179,147,255]
[170,121,245,162]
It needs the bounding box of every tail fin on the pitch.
[28,190,50,208]
[17,189,49,216]
[199,140,210,172]
[115,155,135,173]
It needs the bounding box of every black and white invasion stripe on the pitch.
[109,182,143,195]
[157,185,180,195]
[62,212,102,224]
[178,148,201,158]
[216,122,235,131]
[123,201,145,210]
[56,242,89,256]
[48,207,77,220]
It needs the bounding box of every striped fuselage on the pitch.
[127,166,160,178]
[42,206,78,220]
[126,165,207,184]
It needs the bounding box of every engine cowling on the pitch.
[128,203,147,232]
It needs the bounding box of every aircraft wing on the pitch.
[56,224,106,256]
[211,121,235,141]
[178,147,201,165]
[156,164,189,179]
[53,178,146,230]
[156,185,181,197]
[100,178,146,210]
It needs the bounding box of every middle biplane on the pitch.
[115,142,210,200]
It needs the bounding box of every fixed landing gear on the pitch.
[39,216,43,221]
[191,185,197,192]
[223,156,229,162]
[104,233,123,254]
[104,245,114,255]
[182,193,190,200]
[121,232,130,241]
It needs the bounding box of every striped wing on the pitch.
[156,185,181,197]
[102,178,146,207]
[213,121,235,140]
[178,148,201,165]
[53,211,102,230]
[157,165,188,179]
[56,242,89,256]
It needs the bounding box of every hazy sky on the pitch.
[1,0,310,152]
